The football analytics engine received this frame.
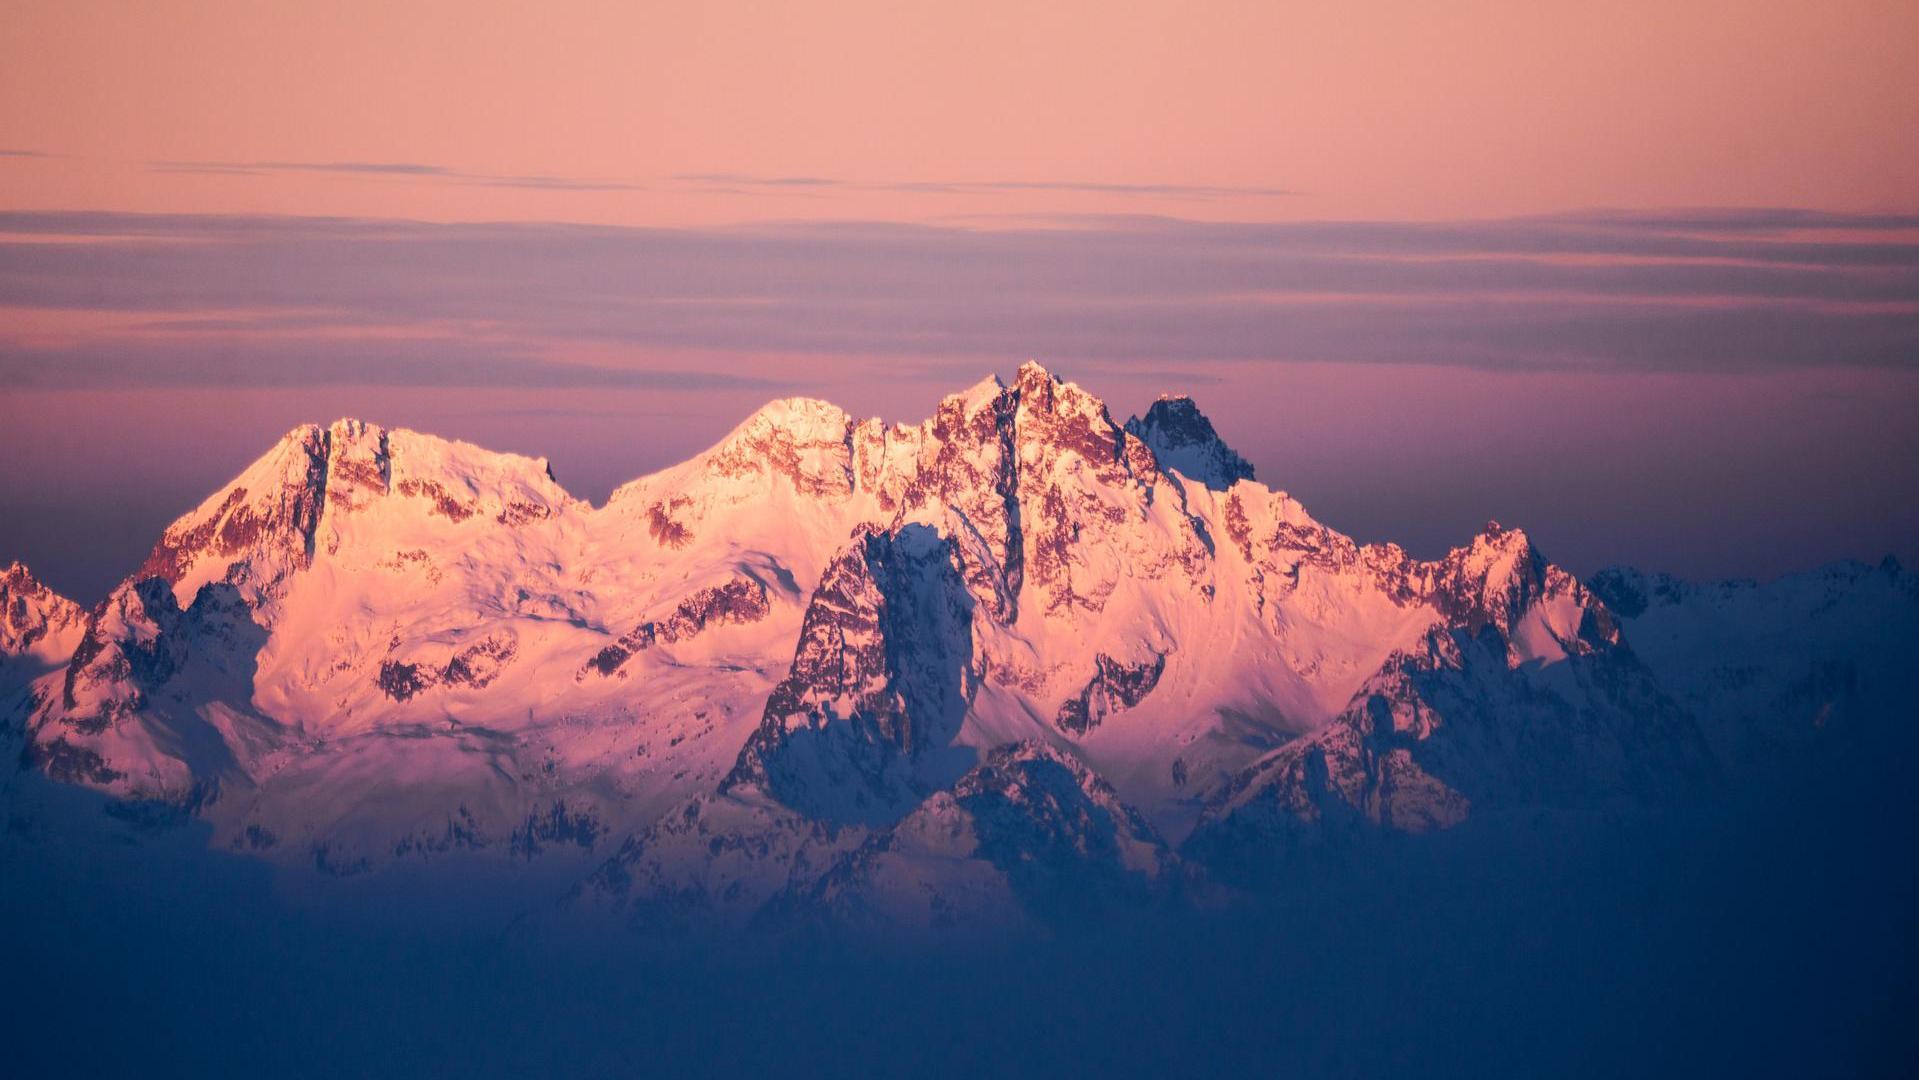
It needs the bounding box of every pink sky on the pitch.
[3,1,1915,225]
[1,2,1916,599]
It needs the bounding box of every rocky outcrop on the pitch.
[1056,652,1167,734]
[377,635,519,702]
[583,577,770,678]
[724,524,978,826]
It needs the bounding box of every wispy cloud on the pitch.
[148,159,650,192]
[139,157,1295,201]
[671,173,1297,200]
[0,208,1913,389]
[1520,207,1919,233]
[674,173,840,188]
[0,149,51,159]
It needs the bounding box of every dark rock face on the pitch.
[377,660,434,703]
[583,577,770,678]
[326,428,390,506]
[1124,396,1255,491]
[442,637,517,688]
[725,524,978,827]
[1056,652,1168,734]
[646,498,694,549]
[509,800,604,859]
[390,805,489,858]
[1010,363,1172,618]
[495,500,552,527]
[379,636,521,701]
[22,735,125,786]
[859,377,1027,625]
[939,742,1169,920]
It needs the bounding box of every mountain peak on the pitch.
[695,396,858,499]
[2,559,57,600]
[1430,522,1548,635]
[731,396,853,436]
[1015,358,1055,385]
[1,558,85,660]
[1124,395,1254,491]
[1009,361,1120,429]
[942,372,1008,414]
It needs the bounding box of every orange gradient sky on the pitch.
[4,0,1916,225]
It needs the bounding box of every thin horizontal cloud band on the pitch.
[0,340,782,390]
[127,161,1300,200]
[1,210,1914,387]
[7,207,1918,265]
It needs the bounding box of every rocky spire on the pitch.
[1124,395,1255,491]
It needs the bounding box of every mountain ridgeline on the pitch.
[3,363,1914,934]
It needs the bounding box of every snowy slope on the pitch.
[1588,559,1919,776]
[1183,542,1719,880]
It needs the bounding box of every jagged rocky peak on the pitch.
[1012,361,1159,485]
[1124,394,1255,491]
[1430,520,1549,635]
[1,560,85,659]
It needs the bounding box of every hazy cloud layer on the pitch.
[1,209,1914,388]
[0,341,782,391]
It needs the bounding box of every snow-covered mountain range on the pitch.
[4,363,1913,932]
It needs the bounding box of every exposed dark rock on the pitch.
[582,577,770,678]
[1056,651,1168,734]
